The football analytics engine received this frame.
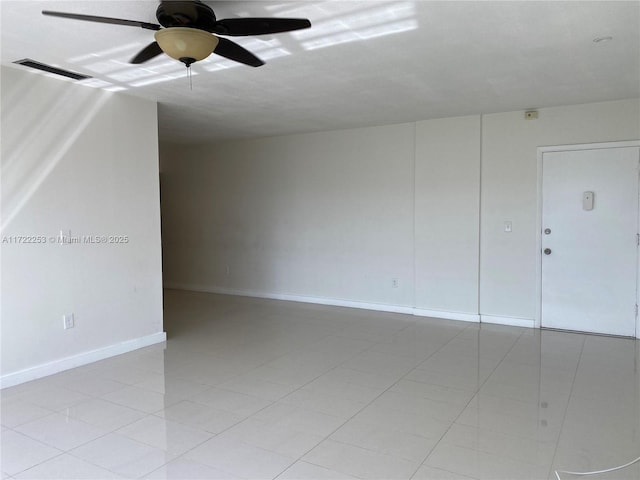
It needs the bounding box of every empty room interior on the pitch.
[2,1,640,479]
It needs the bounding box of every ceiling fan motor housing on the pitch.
[156,1,217,30]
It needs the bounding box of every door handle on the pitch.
[544,248,552,255]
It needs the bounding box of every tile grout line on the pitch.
[1,385,129,477]
[67,307,380,480]
[0,431,66,479]
[407,325,528,480]
[7,293,592,480]
[545,335,587,480]
[141,316,406,479]
[249,320,438,479]
[7,373,231,478]
[272,320,481,479]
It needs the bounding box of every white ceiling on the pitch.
[2,1,639,143]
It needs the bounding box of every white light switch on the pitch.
[504,221,512,232]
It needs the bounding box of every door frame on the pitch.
[535,140,640,337]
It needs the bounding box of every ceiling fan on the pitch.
[42,1,312,68]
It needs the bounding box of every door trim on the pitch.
[535,141,640,337]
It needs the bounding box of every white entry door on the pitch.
[541,146,639,337]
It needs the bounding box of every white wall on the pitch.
[481,100,640,321]
[414,116,481,316]
[1,66,165,386]
[160,98,639,324]
[161,125,415,307]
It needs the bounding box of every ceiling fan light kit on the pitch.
[155,27,219,67]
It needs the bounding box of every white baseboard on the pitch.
[166,283,489,325]
[267,293,416,315]
[413,308,480,323]
[165,283,415,315]
[167,283,540,331]
[0,332,166,389]
[480,315,535,328]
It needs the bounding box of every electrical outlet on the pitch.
[392,278,399,288]
[63,313,74,330]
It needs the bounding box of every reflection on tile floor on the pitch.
[2,290,639,479]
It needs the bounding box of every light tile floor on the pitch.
[2,290,640,479]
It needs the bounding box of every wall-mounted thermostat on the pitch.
[583,191,594,211]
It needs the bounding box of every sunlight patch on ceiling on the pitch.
[302,18,417,50]
[81,78,113,89]
[291,2,417,51]
[83,59,130,75]
[109,60,181,82]
[130,68,196,88]
[201,57,241,73]
[266,2,375,18]
[63,35,293,89]
[68,43,142,64]
[232,38,290,60]
[45,1,418,92]
[63,41,190,90]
